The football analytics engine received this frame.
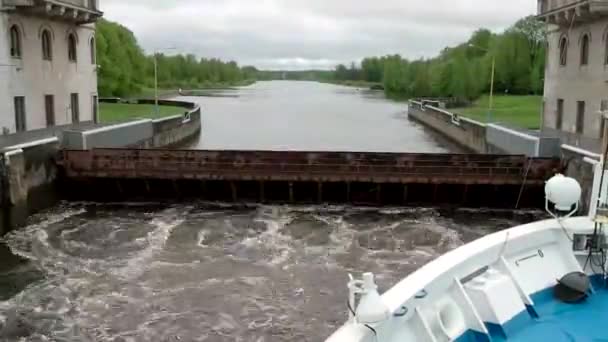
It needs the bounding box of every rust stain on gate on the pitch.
[59,149,559,185]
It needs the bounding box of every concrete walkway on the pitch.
[0,122,104,149]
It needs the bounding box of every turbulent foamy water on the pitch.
[0,202,541,342]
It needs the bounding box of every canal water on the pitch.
[0,81,541,341]
[182,81,451,152]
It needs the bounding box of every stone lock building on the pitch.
[0,0,102,134]
[538,0,608,151]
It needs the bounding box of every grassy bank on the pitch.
[99,103,187,123]
[454,95,542,129]
[134,80,256,98]
[321,80,384,89]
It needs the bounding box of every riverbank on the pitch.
[320,80,384,90]
[134,79,256,99]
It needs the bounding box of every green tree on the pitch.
[96,19,255,97]
[326,15,546,100]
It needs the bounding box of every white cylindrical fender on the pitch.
[435,297,466,340]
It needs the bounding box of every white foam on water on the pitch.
[197,229,208,247]
[115,212,186,280]
[2,208,86,259]
[257,218,291,265]
[237,207,297,266]
[326,216,355,254]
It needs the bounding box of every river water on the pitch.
[0,81,542,342]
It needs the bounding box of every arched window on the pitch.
[41,29,52,61]
[559,36,568,66]
[9,25,21,58]
[68,33,77,62]
[90,37,96,64]
[580,33,590,65]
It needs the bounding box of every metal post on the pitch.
[317,182,323,203]
[154,54,159,115]
[231,181,238,202]
[468,44,495,124]
[259,181,265,203]
[488,56,495,123]
[346,182,351,203]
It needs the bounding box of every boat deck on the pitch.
[491,278,608,341]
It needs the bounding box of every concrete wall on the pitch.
[0,138,60,234]
[486,124,540,156]
[63,120,154,149]
[62,100,201,149]
[561,144,601,213]
[408,101,487,153]
[151,111,201,147]
[0,12,98,133]
[409,101,564,157]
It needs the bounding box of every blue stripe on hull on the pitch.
[454,275,606,342]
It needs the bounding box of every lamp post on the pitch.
[468,44,495,123]
[153,47,176,114]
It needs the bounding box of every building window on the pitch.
[41,29,52,61]
[556,99,564,130]
[92,95,99,123]
[90,37,96,64]
[601,100,608,139]
[605,34,608,65]
[9,25,21,58]
[580,34,590,65]
[559,36,568,66]
[68,34,77,62]
[70,93,80,123]
[45,95,55,127]
[14,96,26,132]
[576,101,585,134]
[538,0,547,13]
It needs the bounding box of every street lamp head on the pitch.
[468,43,489,53]
[153,47,178,55]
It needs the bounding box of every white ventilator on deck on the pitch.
[545,174,582,217]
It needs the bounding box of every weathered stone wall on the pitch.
[561,144,601,214]
[408,101,487,153]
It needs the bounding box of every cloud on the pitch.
[99,0,537,70]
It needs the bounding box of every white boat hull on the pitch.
[326,216,602,342]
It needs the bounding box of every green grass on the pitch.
[454,95,543,129]
[99,103,186,123]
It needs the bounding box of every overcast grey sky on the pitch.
[101,0,537,70]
